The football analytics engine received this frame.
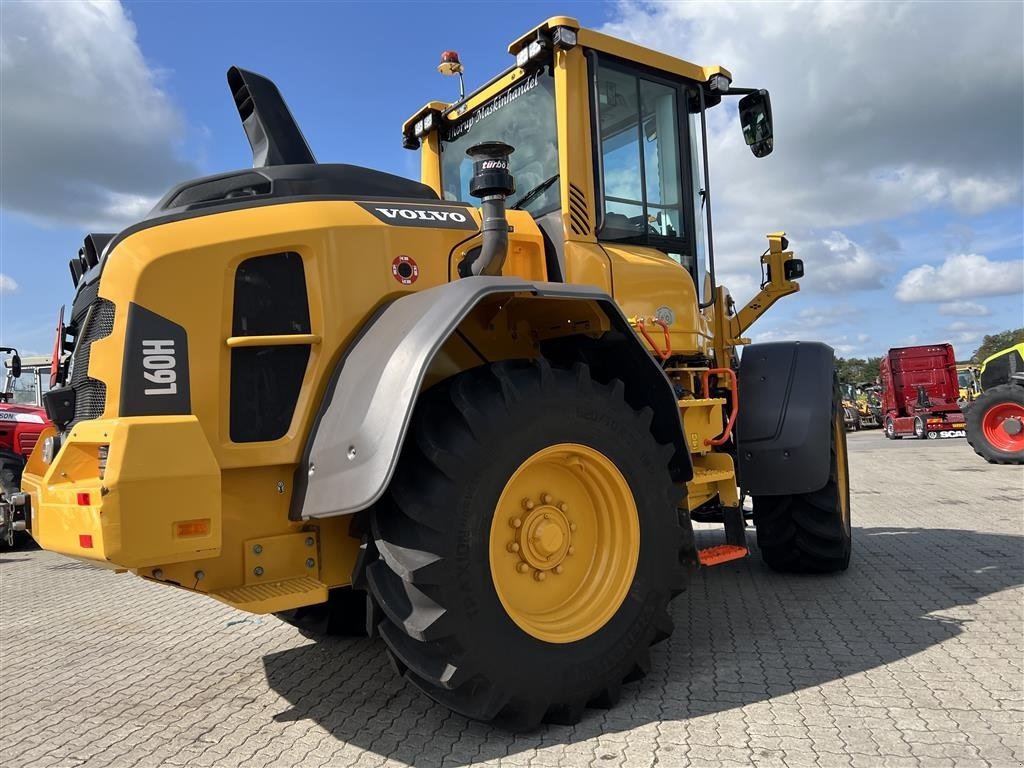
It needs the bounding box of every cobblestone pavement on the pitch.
[1,431,1022,767]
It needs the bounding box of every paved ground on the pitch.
[1,431,1022,767]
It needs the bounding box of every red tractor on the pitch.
[1,348,52,545]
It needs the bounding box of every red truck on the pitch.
[880,344,966,440]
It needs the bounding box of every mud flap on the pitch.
[736,341,835,496]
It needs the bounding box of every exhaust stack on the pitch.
[466,142,515,276]
[227,67,316,167]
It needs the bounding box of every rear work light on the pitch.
[175,519,211,538]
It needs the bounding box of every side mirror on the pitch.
[1,348,22,379]
[738,90,773,158]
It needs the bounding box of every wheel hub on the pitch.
[511,499,574,574]
[488,443,640,643]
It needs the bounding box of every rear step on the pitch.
[697,544,748,566]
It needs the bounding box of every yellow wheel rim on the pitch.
[835,411,851,526]
[488,443,640,644]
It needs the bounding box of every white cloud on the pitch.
[895,253,1024,302]
[943,321,986,347]
[795,305,859,326]
[939,301,991,317]
[600,1,1023,303]
[802,232,891,294]
[0,1,198,228]
[0,274,19,293]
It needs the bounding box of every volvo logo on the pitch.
[358,203,477,231]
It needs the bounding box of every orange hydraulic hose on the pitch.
[701,367,738,446]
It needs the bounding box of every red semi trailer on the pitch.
[880,344,966,440]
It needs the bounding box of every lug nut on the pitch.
[510,517,522,528]
[253,566,264,577]
[569,522,577,532]
[534,571,546,582]
[554,565,564,574]
[558,502,568,513]
[305,558,315,568]
[507,542,520,553]
[517,563,530,574]
[522,498,535,510]
[567,546,575,555]
[541,493,553,504]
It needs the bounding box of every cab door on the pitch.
[586,54,705,351]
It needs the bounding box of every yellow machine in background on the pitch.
[957,363,981,403]
[20,18,849,729]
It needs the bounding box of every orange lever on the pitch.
[701,367,738,446]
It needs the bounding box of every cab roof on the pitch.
[403,16,730,136]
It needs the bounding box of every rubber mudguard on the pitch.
[735,341,835,496]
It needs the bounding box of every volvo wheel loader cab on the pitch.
[21,17,849,729]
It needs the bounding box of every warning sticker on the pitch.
[392,255,419,285]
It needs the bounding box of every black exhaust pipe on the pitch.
[227,66,316,167]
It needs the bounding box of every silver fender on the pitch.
[291,276,688,520]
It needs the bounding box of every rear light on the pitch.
[79,534,93,548]
[175,519,211,537]
[77,492,90,506]
[41,436,56,464]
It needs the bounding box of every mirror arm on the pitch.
[722,86,760,96]
[697,86,717,310]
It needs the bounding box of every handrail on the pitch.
[701,367,738,446]
[226,334,321,348]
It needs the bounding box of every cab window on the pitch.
[592,58,697,281]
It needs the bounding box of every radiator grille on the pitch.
[69,298,115,426]
[18,432,39,455]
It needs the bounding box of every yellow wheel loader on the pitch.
[19,17,850,729]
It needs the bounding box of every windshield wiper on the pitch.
[510,173,559,210]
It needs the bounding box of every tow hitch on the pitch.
[1,491,28,547]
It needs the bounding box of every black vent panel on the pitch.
[230,252,311,443]
[69,298,115,426]
[568,183,591,235]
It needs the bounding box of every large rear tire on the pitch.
[753,377,851,574]
[966,384,1024,465]
[367,360,686,729]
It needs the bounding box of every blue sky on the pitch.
[1,1,1022,362]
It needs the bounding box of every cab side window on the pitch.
[593,58,695,278]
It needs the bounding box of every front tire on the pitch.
[367,360,686,729]
[753,377,851,574]
[914,416,927,439]
[966,385,1024,464]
